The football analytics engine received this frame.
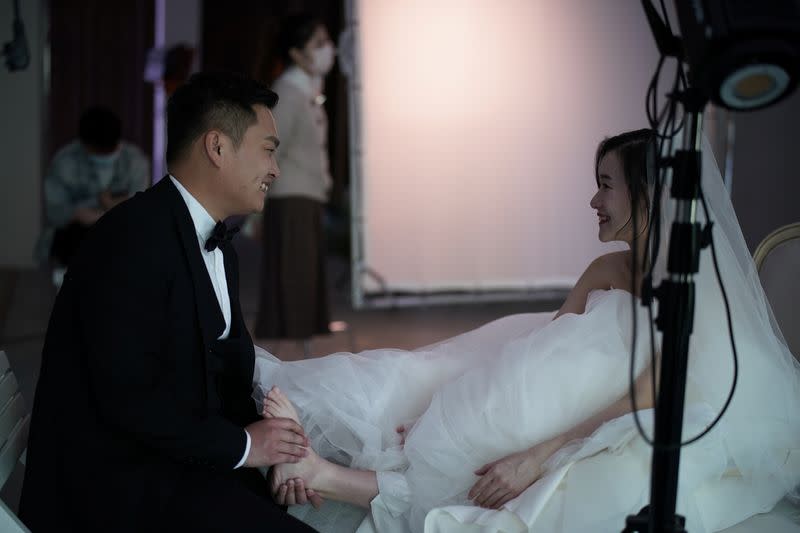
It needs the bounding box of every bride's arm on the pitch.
[470,361,658,508]
[560,360,657,444]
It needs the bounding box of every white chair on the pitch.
[0,350,31,532]
[754,222,800,359]
[727,222,800,533]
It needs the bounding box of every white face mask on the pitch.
[310,43,335,76]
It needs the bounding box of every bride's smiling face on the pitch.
[590,151,633,243]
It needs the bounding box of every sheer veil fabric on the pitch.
[252,135,800,532]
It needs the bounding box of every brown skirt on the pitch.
[254,197,330,340]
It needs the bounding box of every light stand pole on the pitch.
[625,0,800,530]
[623,87,708,533]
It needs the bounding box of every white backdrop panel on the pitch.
[358,0,660,293]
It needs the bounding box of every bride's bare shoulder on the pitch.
[587,251,628,278]
[589,251,637,294]
[554,252,627,318]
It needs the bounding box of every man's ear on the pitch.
[204,130,224,168]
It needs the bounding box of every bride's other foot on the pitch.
[395,420,416,446]
[396,425,408,446]
[262,386,300,422]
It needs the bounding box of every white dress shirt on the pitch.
[169,175,251,468]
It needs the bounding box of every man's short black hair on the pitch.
[166,71,279,166]
[78,107,122,152]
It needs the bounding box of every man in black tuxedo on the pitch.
[20,72,318,532]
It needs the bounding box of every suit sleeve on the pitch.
[77,217,247,469]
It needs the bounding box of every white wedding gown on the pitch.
[252,140,800,532]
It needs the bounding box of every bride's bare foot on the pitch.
[262,386,300,422]
[271,443,378,509]
[262,387,331,494]
[269,441,332,495]
[265,385,379,509]
[270,444,314,488]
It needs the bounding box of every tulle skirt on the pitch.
[253,289,800,532]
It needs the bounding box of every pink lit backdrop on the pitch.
[357,0,661,293]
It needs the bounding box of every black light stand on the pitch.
[624,1,800,531]
[622,87,707,533]
[622,3,711,532]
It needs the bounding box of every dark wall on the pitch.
[202,0,342,83]
[48,0,154,163]
[731,90,800,252]
[201,0,349,208]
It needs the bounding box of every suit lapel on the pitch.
[161,179,227,400]
[221,241,256,399]
[221,243,242,338]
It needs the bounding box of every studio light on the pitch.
[624,2,800,532]
[674,0,800,111]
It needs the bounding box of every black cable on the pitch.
[647,56,666,127]
[628,0,738,450]
[663,58,688,139]
[629,136,645,441]
[629,52,680,447]
[677,187,739,445]
[654,0,689,132]
[629,39,692,448]
[629,44,739,448]
[659,0,671,32]
[631,186,741,448]
[649,54,685,277]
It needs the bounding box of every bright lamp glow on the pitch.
[720,64,791,110]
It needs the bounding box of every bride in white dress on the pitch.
[252,129,800,533]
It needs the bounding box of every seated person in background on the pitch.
[36,106,149,267]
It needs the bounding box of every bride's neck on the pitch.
[627,230,650,275]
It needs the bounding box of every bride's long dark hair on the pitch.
[595,129,657,245]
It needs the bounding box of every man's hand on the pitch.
[244,417,309,467]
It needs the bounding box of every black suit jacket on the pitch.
[20,178,260,531]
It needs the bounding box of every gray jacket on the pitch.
[35,140,149,263]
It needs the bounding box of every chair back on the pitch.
[0,350,31,532]
[754,223,800,359]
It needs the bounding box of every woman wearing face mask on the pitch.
[254,14,336,350]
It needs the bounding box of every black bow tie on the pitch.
[204,221,239,252]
